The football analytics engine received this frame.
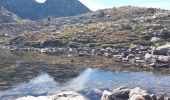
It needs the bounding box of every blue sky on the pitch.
[78,0,170,11]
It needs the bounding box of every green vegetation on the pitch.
[42,39,68,47]
[132,40,153,46]
[101,43,131,48]
[26,41,41,48]
[86,43,101,48]
[68,42,80,48]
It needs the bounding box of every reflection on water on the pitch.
[0,69,92,100]
[1,68,170,100]
[0,50,170,100]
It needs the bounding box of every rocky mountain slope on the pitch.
[0,0,91,20]
[2,6,169,48]
[0,6,170,73]
[0,7,20,23]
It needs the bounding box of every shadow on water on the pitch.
[0,50,170,100]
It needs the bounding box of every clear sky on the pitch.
[78,0,170,11]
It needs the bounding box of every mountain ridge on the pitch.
[0,7,20,23]
[0,0,91,20]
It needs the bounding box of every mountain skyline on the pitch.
[0,0,90,20]
[34,0,170,11]
[79,0,170,11]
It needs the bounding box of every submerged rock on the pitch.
[17,91,87,100]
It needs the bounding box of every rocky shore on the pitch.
[9,43,170,69]
[16,87,170,100]
[17,91,87,100]
[101,87,170,100]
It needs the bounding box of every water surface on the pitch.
[0,50,170,100]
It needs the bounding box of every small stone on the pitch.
[70,59,74,62]
[150,94,157,100]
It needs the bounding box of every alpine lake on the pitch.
[0,49,170,100]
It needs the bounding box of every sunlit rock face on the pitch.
[0,0,91,20]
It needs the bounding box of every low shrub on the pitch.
[133,40,153,46]
[68,42,80,48]
[41,39,68,47]
[101,43,130,48]
[86,43,101,48]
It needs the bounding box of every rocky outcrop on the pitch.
[17,91,87,100]
[0,0,91,20]
[152,44,170,56]
[150,37,161,42]
[159,28,170,39]
[101,87,169,100]
[101,87,130,100]
[16,87,170,100]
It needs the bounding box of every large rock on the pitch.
[129,87,151,100]
[112,87,131,98]
[17,91,87,100]
[160,28,169,35]
[153,44,170,56]
[101,87,131,100]
[150,37,161,42]
[157,56,170,63]
[153,13,169,19]
[159,28,170,39]
[128,94,146,100]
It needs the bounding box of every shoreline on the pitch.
[2,45,169,69]
[16,87,170,100]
